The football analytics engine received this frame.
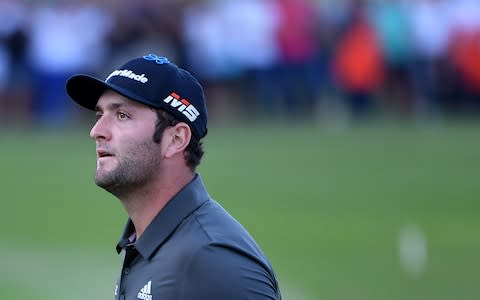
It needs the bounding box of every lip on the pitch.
[96,149,114,158]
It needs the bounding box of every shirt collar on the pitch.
[116,174,210,258]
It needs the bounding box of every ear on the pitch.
[163,122,191,159]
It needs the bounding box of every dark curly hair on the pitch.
[152,109,204,171]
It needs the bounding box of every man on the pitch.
[65,54,281,300]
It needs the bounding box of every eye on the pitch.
[95,112,103,121]
[117,112,129,120]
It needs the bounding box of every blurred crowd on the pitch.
[0,0,479,127]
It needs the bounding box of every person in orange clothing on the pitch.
[332,2,385,118]
[449,28,480,112]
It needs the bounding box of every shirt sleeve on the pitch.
[180,244,281,300]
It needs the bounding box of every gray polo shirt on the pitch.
[114,174,281,300]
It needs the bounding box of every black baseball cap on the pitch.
[66,54,208,139]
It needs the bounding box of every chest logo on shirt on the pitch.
[137,280,152,300]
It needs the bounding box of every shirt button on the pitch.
[120,294,125,300]
[123,268,130,275]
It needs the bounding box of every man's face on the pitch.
[90,90,162,196]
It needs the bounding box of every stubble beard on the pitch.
[94,139,162,199]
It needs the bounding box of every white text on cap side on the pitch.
[105,69,149,83]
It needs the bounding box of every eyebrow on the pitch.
[95,102,130,112]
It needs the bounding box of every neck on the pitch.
[118,170,195,239]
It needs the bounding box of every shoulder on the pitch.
[190,200,272,265]
[179,243,281,300]
[191,199,249,241]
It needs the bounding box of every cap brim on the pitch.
[66,74,164,112]
[66,75,109,110]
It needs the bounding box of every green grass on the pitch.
[0,281,38,298]
[1,120,479,299]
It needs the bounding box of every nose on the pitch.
[90,115,111,141]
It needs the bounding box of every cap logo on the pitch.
[163,92,200,122]
[143,54,170,65]
[105,69,148,83]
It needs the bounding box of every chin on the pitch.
[95,171,113,188]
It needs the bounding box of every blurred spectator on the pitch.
[182,0,281,119]
[369,0,414,116]
[182,0,239,81]
[409,0,451,118]
[181,0,241,119]
[274,0,321,117]
[0,0,29,121]
[313,0,353,118]
[223,0,280,118]
[446,0,480,113]
[332,0,385,118]
[107,0,181,68]
[0,44,8,101]
[27,0,112,126]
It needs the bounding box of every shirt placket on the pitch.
[117,245,139,300]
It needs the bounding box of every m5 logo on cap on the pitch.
[163,92,200,122]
